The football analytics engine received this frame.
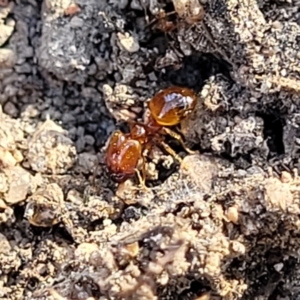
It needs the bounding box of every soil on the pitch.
[1,0,300,299]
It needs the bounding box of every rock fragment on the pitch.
[117,32,140,53]
[38,0,108,83]
[0,3,15,47]
[27,119,77,174]
[0,48,16,68]
[24,183,64,227]
[3,166,33,204]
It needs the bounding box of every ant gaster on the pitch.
[105,86,198,188]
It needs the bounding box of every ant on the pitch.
[147,0,204,34]
[105,86,198,189]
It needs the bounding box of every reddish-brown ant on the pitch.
[105,86,198,188]
[148,0,204,33]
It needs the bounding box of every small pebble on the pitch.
[62,112,76,123]
[84,135,95,146]
[130,0,143,10]
[3,101,18,117]
[117,32,140,53]
[4,166,33,205]
[274,263,284,272]
[0,21,15,47]
[15,63,32,74]
[20,46,34,58]
[0,48,16,68]
[70,16,84,28]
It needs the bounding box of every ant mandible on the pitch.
[105,86,198,188]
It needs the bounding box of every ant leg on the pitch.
[133,152,150,191]
[141,154,147,185]
[160,140,183,163]
[134,168,148,191]
[146,10,177,28]
[162,127,196,154]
